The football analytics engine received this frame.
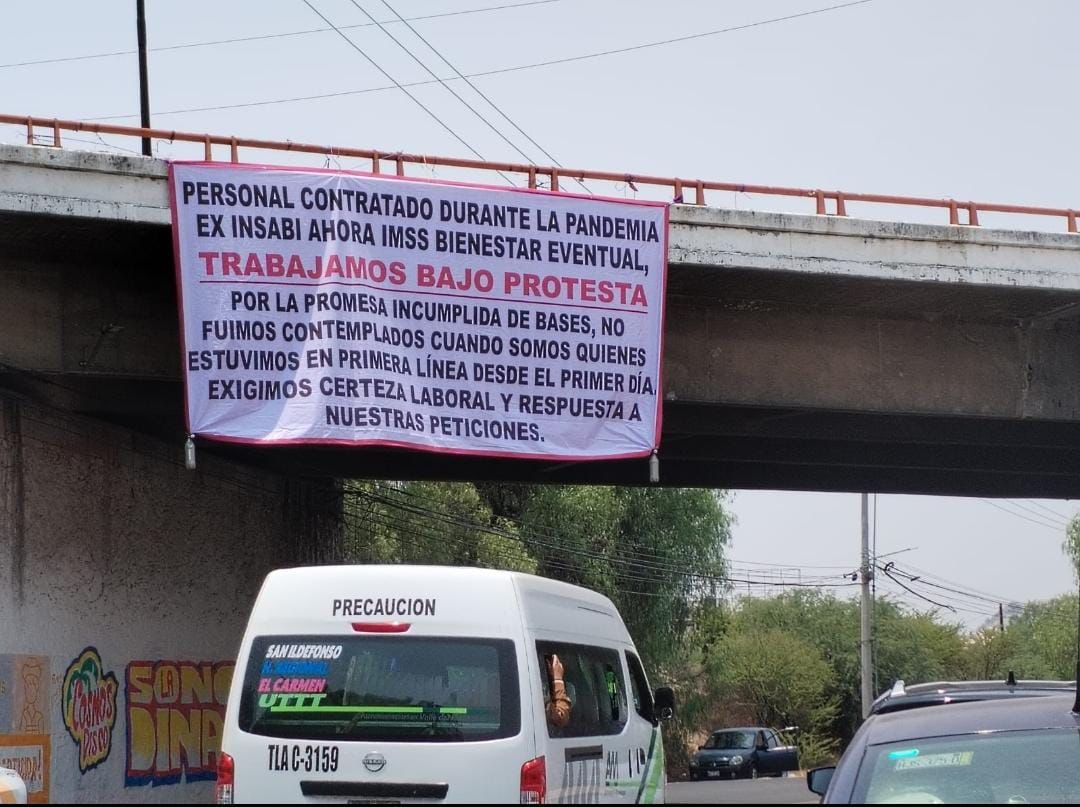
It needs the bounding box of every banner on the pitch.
[170,163,667,459]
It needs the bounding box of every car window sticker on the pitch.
[894,751,974,771]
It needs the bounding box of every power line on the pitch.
[377,0,591,194]
[1002,499,1070,528]
[359,514,675,601]
[878,566,958,613]
[86,0,878,122]
[364,480,854,585]
[366,481,854,587]
[5,366,1058,608]
[299,0,516,185]
[0,0,563,70]
[371,483,851,583]
[458,0,878,78]
[878,563,1001,617]
[15,399,1054,613]
[364,479,727,571]
[360,489,702,577]
[350,484,859,590]
[886,561,1021,605]
[342,0,545,178]
[1024,499,1073,522]
[882,562,1033,615]
[980,498,1065,533]
[879,584,996,619]
[347,496,737,597]
[3,367,740,585]
[0,371,837,592]
[882,564,1009,608]
[0,376,891,595]
[716,558,856,570]
[358,486,731,585]
[880,568,1005,615]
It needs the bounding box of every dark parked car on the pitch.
[689,727,799,780]
[808,693,1080,803]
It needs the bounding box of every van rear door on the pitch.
[229,634,528,803]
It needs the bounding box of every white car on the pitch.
[0,767,27,804]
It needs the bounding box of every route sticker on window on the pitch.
[894,751,974,770]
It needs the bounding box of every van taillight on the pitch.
[216,751,234,804]
[520,756,546,804]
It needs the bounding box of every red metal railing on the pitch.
[3,113,1077,233]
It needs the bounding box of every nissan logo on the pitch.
[363,752,387,773]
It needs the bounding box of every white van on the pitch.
[217,565,673,804]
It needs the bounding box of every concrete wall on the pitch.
[0,397,339,803]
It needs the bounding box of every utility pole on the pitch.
[136,0,152,156]
[860,492,874,719]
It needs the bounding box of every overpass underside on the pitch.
[3,146,1080,496]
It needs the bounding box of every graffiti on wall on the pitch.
[125,660,234,787]
[0,656,52,803]
[61,647,118,773]
[0,656,50,736]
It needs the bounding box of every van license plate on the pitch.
[348,801,400,805]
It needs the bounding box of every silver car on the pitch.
[809,693,1080,803]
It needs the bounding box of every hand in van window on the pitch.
[545,654,572,729]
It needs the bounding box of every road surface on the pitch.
[668,775,818,804]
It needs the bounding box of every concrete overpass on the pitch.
[5,142,1080,497]
[5,134,1080,803]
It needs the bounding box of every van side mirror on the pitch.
[807,767,835,796]
[653,686,675,721]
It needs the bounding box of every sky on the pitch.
[728,491,1077,630]
[2,0,1079,624]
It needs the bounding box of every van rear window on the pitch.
[238,636,519,742]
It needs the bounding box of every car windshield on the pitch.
[705,731,756,749]
[852,728,1080,804]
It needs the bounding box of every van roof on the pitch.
[252,565,630,644]
[262,564,612,602]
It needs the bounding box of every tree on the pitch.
[875,601,967,689]
[507,485,732,670]
[1065,515,1080,583]
[984,596,1079,679]
[729,591,861,741]
[727,592,966,743]
[710,630,836,731]
[707,629,839,767]
[962,626,1015,681]
[342,481,536,572]
[344,481,733,670]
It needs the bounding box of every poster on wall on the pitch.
[125,660,234,788]
[0,735,50,804]
[0,655,51,803]
[170,163,668,460]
